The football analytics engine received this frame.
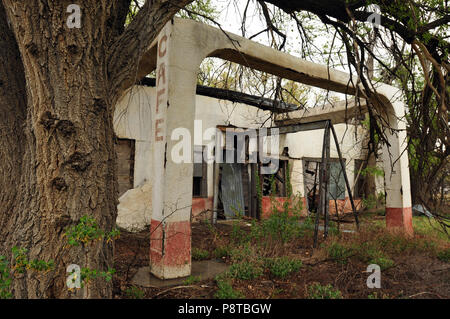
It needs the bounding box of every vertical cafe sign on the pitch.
[152,24,170,220]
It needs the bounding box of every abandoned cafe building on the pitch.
[112,18,413,279]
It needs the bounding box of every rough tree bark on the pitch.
[1,0,119,299]
[0,2,27,258]
[0,0,191,298]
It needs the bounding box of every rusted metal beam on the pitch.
[139,77,299,113]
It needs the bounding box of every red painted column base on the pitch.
[150,219,191,279]
[385,207,413,236]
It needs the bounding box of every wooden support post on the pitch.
[250,161,258,219]
[314,121,331,248]
[212,161,220,224]
[314,122,331,248]
[323,122,331,238]
[330,123,360,229]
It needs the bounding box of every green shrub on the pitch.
[12,246,54,273]
[0,256,12,299]
[213,246,232,259]
[183,275,201,285]
[369,256,394,270]
[1,247,56,299]
[367,291,391,299]
[65,215,120,246]
[437,249,450,262]
[125,286,145,299]
[265,257,302,278]
[327,242,354,264]
[230,243,254,263]
[214,278,244,299]
[307,283,342,299]
[81,267,115,285]
[326,220,340,236]
[367,292,378,299]
[228,261,263,280]
[192,248,209,261]
[231,219,247,244]
[251,210,304,243]
[356,243,394,270]
[375,231,438,255]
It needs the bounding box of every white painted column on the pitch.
[150,21,203,279]
[380,101,413,236]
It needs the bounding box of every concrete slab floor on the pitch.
[131,260,229,288]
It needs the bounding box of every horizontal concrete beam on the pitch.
[275,100,368,126]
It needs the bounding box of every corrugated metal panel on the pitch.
[221,163,245,218]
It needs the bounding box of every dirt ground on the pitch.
[113,216,450,299]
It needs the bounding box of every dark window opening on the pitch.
[193,145,208,198]
[262,160,288,197]
[116,138,135,197]
[329,161,346,200]
[303,158,346,212]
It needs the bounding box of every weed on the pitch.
[368,292,391,299]
[81,267,115,286]
[0,256,12,299]
[12,247,55,273]
[204,220,221,241]
[437,248,450,262]
[214,277,244,299]
[228,261,263,280]
[230,217,248,244]
[369,256,394,270]
[65,215,120,246]
[125,286,145,299]
[327,242,354,264]
[213,246,232,259]
[1,247,56,298]
[413,216,449,241]
[362,192,385,210]
[355,243,394,270]
[265,257,302,278]
[192,248,209,261]
[307,283,342,299]
[63,215,119,290]
[12,247,54,273]
[230,243,254,263]
[367,292,378,299]
[251,209,305,243]
[183,275,201,285]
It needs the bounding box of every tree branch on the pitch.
[107,0,193,104]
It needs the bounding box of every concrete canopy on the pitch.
[134,18,412,279]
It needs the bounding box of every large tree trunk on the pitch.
[2,1,118,298]
[0,0,190,298]
[0,3,27,254]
